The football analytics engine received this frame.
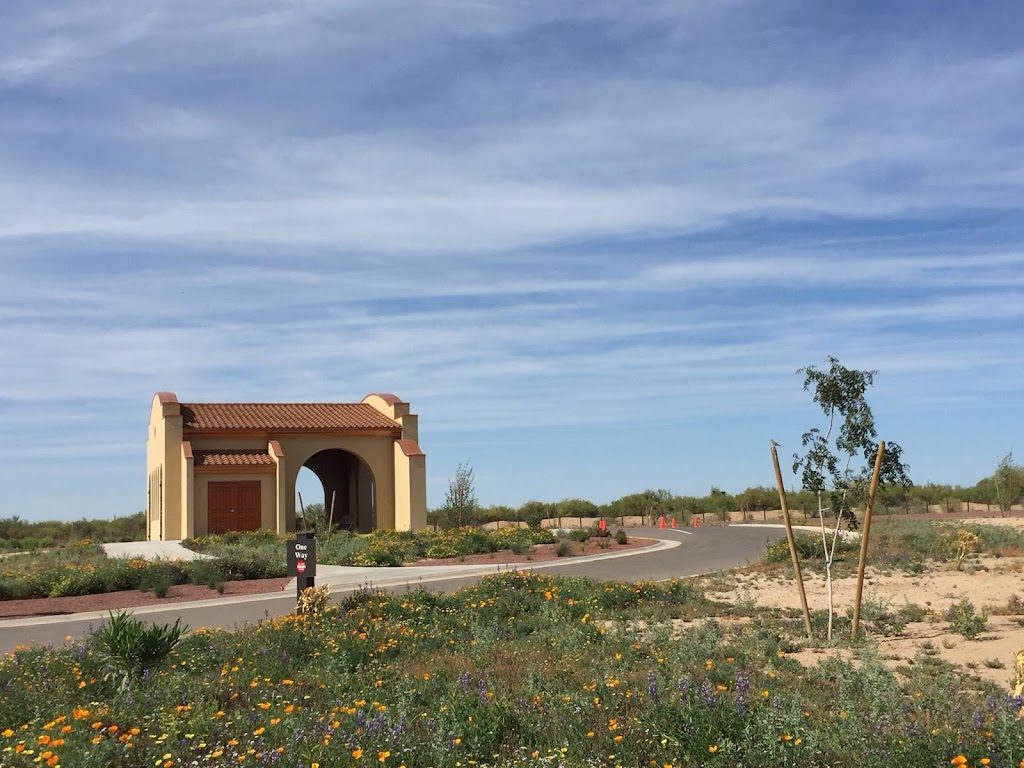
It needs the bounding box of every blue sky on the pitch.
[1,1,1023,522]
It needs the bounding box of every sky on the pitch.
[1,1,1023,523]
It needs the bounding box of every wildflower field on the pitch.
[2,565,1023,768]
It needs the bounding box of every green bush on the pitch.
[945,598,988,639]
[763,532,858,563]
[614,529,628,545]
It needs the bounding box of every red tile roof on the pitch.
[193,450,277,468]
[397,439,425,457]
[181,402,400,432]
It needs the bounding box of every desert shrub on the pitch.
[347,540,407,567]
[555,541,571,557]
[184,558,228,586]
[615,529,628,545]
[945,598,988,639]
[212,551,287,580]
[568,528,591,543]
[182,528,283,553]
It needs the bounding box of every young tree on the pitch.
[993,452,1024,515]
[791,356,912,639]
[443,461,479,527]
[792,356,911,529]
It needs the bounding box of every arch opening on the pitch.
[298,449,376,533]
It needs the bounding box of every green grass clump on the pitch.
[763,532,858,564]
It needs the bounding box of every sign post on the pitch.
[286,530,317,599]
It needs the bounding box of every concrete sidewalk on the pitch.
[101,541,212,561]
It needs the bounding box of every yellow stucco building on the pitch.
[146,392,426,541]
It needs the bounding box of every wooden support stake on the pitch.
[852,441,885,637]
[771,442,813,638]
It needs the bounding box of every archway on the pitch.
[298,449,376,532]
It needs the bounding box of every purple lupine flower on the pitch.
[677,677,691,695]
[391,715,408,739]
[458,671,472,688]
[734,670,750,697]
[647,671,658,703]
[698,682,716,707]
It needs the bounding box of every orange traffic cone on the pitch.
[658,515,666,529]
[671,517,676,528]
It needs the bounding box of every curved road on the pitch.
[0,526,786,652]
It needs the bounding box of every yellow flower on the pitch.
[352,748,364,759]
[950,757,967,766]
[378,750,391,761]
[708,745,718,753]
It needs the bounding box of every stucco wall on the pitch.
[147,394,184,541]
[277,435,396,533]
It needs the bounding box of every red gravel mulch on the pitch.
[0,578,290,620]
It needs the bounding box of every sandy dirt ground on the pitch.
[694,518,1024,691]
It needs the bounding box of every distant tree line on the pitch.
[2,454,1020,545]
[0,511,146,550]
[428,455,1024,530]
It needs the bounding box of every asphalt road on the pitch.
[0,525,786,652]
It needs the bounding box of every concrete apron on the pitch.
[101,541,213,560]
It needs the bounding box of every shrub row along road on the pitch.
[0,525,786,651]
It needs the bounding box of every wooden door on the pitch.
[208,481,262,535]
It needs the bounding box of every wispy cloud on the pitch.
[1,1,1022,517]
